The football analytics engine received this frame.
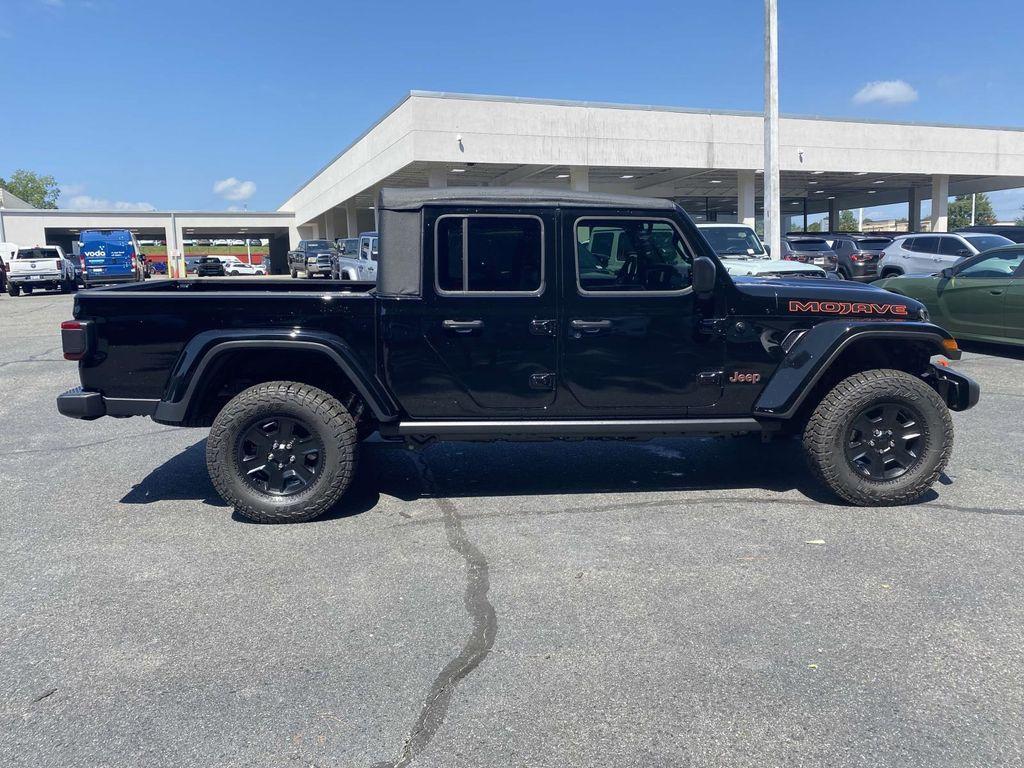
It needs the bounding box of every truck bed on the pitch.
[73,278,379,402]
[88,277,377,295]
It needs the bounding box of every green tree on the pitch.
[1015,204,1024,227]
[806,221,822,232]
[948,193,996,229]
[838,210,858,231]
[0,169,60,209]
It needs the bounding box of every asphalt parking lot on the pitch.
[2,290,1023,768]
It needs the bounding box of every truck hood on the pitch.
[720,257,825,277]
[732,275,927,320]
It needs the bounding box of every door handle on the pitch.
[989,289,1005,295]
[442,319,484,333]
[571,319,612,334]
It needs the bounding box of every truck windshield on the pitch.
[307,240,335,251]
[700,227,765,257]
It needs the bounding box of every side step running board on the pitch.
[383,418,775,441]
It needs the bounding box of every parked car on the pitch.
[331,232,378,281]
[875,244,1024,346]
[65,252,84,285]
[184,256,203,274]
[288,239,336,278]
[877,232,1015,278]
[57,187,978,523]
[824,234,892,282]
[150,260,168,275]
[195,256,227,277]
[7,245,77,296]
[697,224,826,278]
[781,237,839,274]
[956,225,1024,245]
[78,229,146,287]
[0,241,19,292]
[221,256,266,276]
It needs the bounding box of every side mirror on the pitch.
[939,267,955,279]
[957,249,971,257]
[764,244,772,256]
[693,256,717,295]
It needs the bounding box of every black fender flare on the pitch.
[153,329,400,424]
[754,320,960,419]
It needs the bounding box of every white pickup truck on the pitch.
[7,245,78,296]
[696,223,827,279]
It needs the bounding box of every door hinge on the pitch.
[529,372,556,390]
[697,371,723,386]
[699,318,729,335]
[530,319,557,336]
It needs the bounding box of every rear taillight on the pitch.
[80,255,86,272]
[60,320,89,361]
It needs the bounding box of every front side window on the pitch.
[914,237,940,254]
[576,219,692,293]
[436,216,543,293]
[956,250,1024,278]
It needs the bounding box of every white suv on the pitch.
[878,232,1014,278]
[220,256,266,276]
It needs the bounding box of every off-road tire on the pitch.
[803,368,953,506]
[7,283,20,297]
[207,381,358,523]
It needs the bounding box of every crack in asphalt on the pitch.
[391,492,1024,528]
[0,347,61,369]
[372,458,497,768]
[10,427,184,455]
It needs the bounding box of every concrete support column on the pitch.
[931,175,949,232]
[828,198,839,231]
[345,203,358,237]
[323,211,337,241]
[428,167,448,189]
[737,170,756,228]
[908,187,921,231]
[569,166,590,192]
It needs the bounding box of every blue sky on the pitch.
[2,0,1022,219]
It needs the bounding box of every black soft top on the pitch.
[379,186,678,212]
[376,186,681,297]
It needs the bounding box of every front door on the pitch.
[412,210,557,415]
[939,248,1024,339]
[560,213,723,413]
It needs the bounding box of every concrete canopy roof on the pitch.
[280,91,1024,226]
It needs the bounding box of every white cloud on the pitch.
[853,80,919,105]
[213,177,257,201]
[63,195,155,212]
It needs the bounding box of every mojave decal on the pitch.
[788,300,909,317]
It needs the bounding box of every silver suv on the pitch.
[878,232,1014,278]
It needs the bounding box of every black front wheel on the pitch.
[207,382,358,523]
[803,369,953,505]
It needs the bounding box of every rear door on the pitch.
[413,208,558,413]
[81,231,133,280]
[907,236,939,274]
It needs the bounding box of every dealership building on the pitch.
[3,91,1023,272]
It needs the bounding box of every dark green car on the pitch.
[875,245,1024,346]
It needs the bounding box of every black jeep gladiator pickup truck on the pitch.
[57,188,979,522]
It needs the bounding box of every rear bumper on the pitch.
[57,387,158,420]
[10,272,62,284]
[83,275,137,286]
[928,363,980,412]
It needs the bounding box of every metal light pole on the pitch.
[971,193,976,226]
[763,0,781,258]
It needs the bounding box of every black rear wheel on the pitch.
[8,283,20,297]
[207,382,358,523]
[804,369,953,505]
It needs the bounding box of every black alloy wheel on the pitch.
[844,402,924,480]
[236,415,324,496]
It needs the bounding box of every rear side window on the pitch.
[436,215,543,294]
[938,237,967,256]
[914,237,940,254]
[575,218,692,293]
